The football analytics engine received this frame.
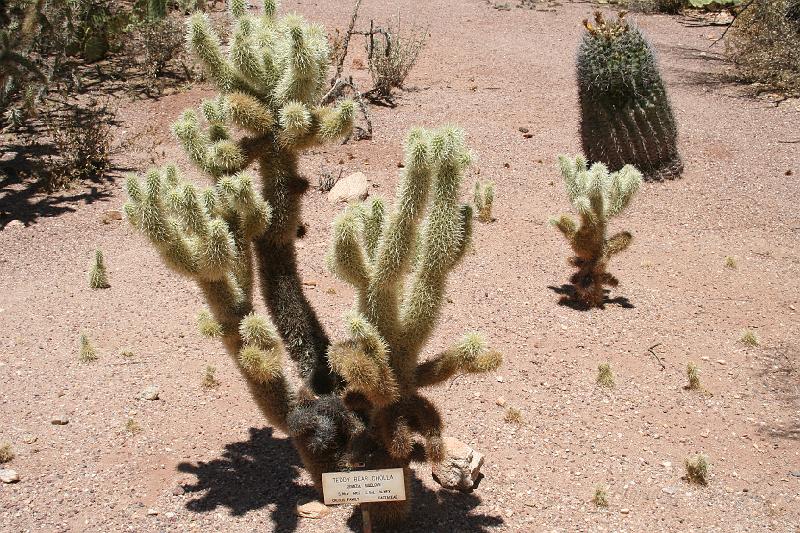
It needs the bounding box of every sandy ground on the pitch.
[1,0,799,532]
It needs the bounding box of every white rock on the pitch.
[51,414,69,425]
[327,172,369,203]
[0,469,20,483]
[295,500,330,519]
[432,437,484,492]
[4,220,24,230]
[140,385,160,401]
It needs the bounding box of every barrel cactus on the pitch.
[551,155,642,308]
[577,12,682,181]
[124,1,501,526]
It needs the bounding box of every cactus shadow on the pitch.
[548,284,635,310]
[345,473,504,532]
[177,426,317,531]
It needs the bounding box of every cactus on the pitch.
[577,12,682,181]
[125,2,500,526]
[551,155,642,308]
[88,249,110,289]
[79,333,97,362]
[473,180,495,223]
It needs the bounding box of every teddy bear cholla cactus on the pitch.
[124,1,500,525]
[551,155,642,308]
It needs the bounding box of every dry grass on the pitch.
[740,330,760,347]
[121,349,134,358]
[366,19,426,100]
[597,363,615,388]
[504,407,523,424]
[725,256,737,269]
[685,453,709,485]
[0,443,14,464]
[592,484,609,507]
[201,365,221,389]
[726,0,800,95]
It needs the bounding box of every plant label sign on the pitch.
[322,468,406,505]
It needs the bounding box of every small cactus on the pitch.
[577,12,682,181]
[551,155,642,308]
[592,484,609,507]
[197,310,224,338]
[79,333,98,363]
[201,365,221,388]
[88,250,110,289]
[684,453,709,485]
[686,362,701,390]
[504,406,523,424]
[473,180,495,222]
[597,362,615,388]
[740,330,759,347]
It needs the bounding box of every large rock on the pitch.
[327,172,369,204]
[431,437,484,492]
[296,500,330,519]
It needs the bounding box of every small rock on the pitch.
[495,397,506,407]
[662,461,672,469]
[51,414,69,425]
[327,172,369,203]
[146,508,159,516]
[620,508,630,515]
[432,437,484,492]
[165,512,176,519]
[22,435,37,444]
[0,151,18,163]
[716,359,726,365]
[296,500,330,519]
[101,209,123,224]
[0,468,20,483]
[140,386,160,401]
[4,220,24,230]
[790,471,800,478]
[662,486,677,495]
[496,375,505,383]
[172,485,185,496]
[518,127,529,133]
[505,509,514,517]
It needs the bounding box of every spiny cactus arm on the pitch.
[277,100,355,149]
[605,165,642,217]
[415,332,502,388]
[172,111,245,178]
[330,205,371,292]
[551,214,577,241]
[399,128,474,359]
[187,12,257,94]
[374,395,445,463]
[473,181,484,212]
[606,231,633,256]
[273,16,329,105]
[227,92,276,134]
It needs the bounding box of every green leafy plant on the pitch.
[551,155,642,308]
[125,2,501,525]
[88,249,110,289]
[577,12,682,181]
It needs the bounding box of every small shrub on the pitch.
[726,0,800,95]
[121,349,135,357]
[197,310,223,338]
[201,365,220,389]
[0,443,14,463]
[474,181,495,223]
[366,20,426,101]
[46,101,113,191]
[79,333,98,363]
[739,329,759,347]
[684,453,709,485]
[597,362,615,388]
[317,167,342,193]
[504,407,523,424]
[592,484,609,507]
[125,418,142,434]
[88,249,110,289]
[131,16,186,83]
[725,256,737,269]
[686,361,701,390]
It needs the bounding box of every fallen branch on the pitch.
[648,343,665,371]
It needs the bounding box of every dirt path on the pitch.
[1,1,798,531]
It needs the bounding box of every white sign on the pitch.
[321,468,406,505]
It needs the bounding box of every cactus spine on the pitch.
[88,249,110,289]
[577,12,682,181]
[551,155,642,308]
[125,2,499,526]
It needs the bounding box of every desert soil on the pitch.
[1,0,799,532]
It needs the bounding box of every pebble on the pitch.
[165,512,176,519]
[495,396,507,407]
[716,359,726,365]
[51,414,69,425]
[140,386,160,401]
[22,435,37,444]
[662,486,677,495]
[172,485,185,496]
[620,508,630,515]
[146,508,159,516]
[496,376,505,383]
[662,461,672,469]
[0,468,20,483]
